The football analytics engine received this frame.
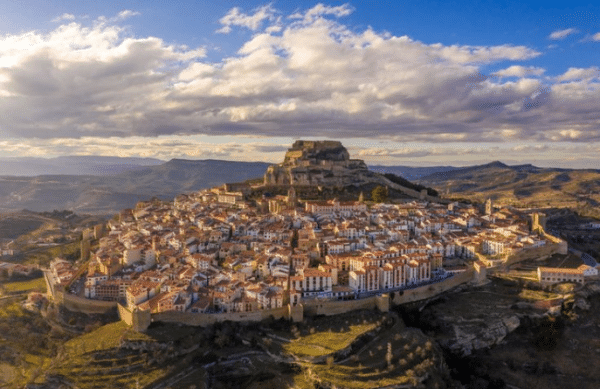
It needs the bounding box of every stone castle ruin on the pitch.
[263,140,377,187]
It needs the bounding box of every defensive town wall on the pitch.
[504,241,567,266]
[120,271,474,331]
[45,270,117,314]
[56,291,117,314]
[380,176,446,204]
[50,243,562,330]
[43,270,56,298]
[303,296,381,316]
[118,303,151,332]
[391,269,474,305]
[149,305,291,327]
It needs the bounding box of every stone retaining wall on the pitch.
[504,242,567,266]
[391,270,474,305]
[152,305,290,327]
[57,291,117,314]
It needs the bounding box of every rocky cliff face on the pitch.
[438,313,521,356]
[262,140,442,203]
[407,282,564,358]
[435,281,600,389]
[264,140,381,188]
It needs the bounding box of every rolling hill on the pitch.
[0,156,163,176]
[0,159,270,215]
[418,161,600,213]
[1,156,599,217]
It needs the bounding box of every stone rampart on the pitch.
[45,270,117,314]
[43,270,56,298]
[135,274,474,329]
[289,303,304,322]
[391,270,474,305]
[47,269,472,330]
[303,296,379,316]
[504,241,567,266]
[152,306,290,327]
[56,291,117,314]
[380,176,446,204]
[302,273,474,316]
[118,303,133,325]
[117,304,151,332]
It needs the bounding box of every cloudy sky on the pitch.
[0,1,599,168]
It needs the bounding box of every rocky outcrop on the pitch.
[438,314,520,356]
[264,140,375,187]
[262,140,441,201]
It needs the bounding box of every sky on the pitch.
[0,0,599,168]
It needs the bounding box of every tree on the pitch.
[290,229,299,251]
[372,186,388,203]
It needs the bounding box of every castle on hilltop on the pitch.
[263,140,373,187]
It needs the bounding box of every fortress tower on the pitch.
[263,140,371,187]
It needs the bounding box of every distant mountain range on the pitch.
[0,156,598,215]
[0,156,164,176]
[0,159,270,215]
[417,161,600,209]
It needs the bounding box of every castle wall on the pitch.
[303,296,380,316]
[117,272,475,331]
[118,303,152,332]
[391,269,474,305]
[380,176,445,203]
[504,241,567,266]
[43,270,56,299]
[152,306,290,327]
[302,272,473,316]
[45,270,117,314]
[56,291,117,314]
[289,303,304,322]
[118,303,134,325]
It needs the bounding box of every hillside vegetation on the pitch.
[419,161,600,215]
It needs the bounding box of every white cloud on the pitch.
[216,4,276,34]
[0,135,291,162]
[593,32,600,41]
[0,5,598,150]
[557,67,600,81]
[0,17,206,139]
[549,28,578,40]
[52,13,76,23]
[114,10,141,21]
[292,3,354,23]
[493,65,545,78]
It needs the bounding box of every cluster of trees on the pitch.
[372,186,389,203]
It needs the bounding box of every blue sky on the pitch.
[0,1,599,167]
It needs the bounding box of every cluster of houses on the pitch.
[0,261,37,278]
[72,187,559,315]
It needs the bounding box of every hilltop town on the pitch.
[44,141,586,330]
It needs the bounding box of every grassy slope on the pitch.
[284,322,378,358]
[51,321,167,389]
[420,164,600,211]
[1,277,46,293]
[0,301,69,388]
[277,311,451,389]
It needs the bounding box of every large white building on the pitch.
[305,199,367,215]
[291,268,333,298]
[538,265,598,286]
